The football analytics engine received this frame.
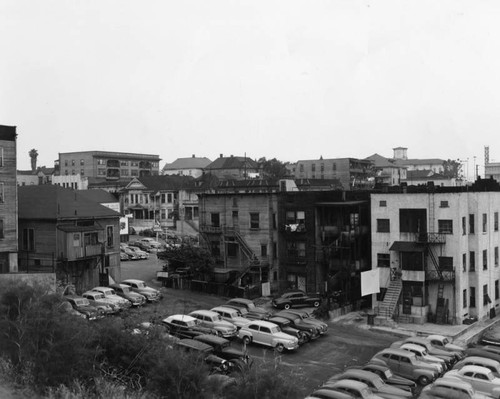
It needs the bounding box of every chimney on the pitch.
[220,154,223,158]
[192,154,195,158]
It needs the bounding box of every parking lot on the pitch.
[119,251,404,398]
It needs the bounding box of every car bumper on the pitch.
[285,342,300,351]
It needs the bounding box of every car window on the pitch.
[270,326,280,334]
[260,327,271,334]
[249,325,259,331]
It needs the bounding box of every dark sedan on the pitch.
[272,290,321,310]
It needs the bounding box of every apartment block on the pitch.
[371,184,500,325]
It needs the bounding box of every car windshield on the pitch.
[75,299,89,306]
[185,320,197,327]
[214,314,222,321]
[94,293,105,299]
[270,326,281,334]
[136,282,146,288]
[121,287,131,293]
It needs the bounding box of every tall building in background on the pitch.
[57,151,161,180]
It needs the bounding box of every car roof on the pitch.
[329,379,369,390]
[244,320,279,329]
[378,348,417,358]
[309,389,355,399]
[122,279,143,284]
[227,298,252,304]
[164,314,196,323]
[190,310,220,317]
[401,343,426,352]
[109,283,128,288]
[457,364,494,374]
[193,334,229,345]
[459,356,500,366]
[269,316,290,323]
[92,286,113,291]
[337,369,378,380]
[404,337,432,347]
[427,334,450,341]
[211,306,242,314]
[433,377,476,390]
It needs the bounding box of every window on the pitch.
[98,168,106,176]
[227,243,238,257]
[232,197,238,207]
[332,163,336,171]
[377,253,390,268]
[470,251,475,272]
[80,169,84,176]
[299,164,304,173]
[440,201,449,208]
[272,242,277,259]
[311,163,316,172]
[106,226,114,247]
[377,219,390,233]
[0,148,4,167]
[379,200,387,207]
[71,160,75,166]
[80,159,84,166]
[496,212,499,232]
[463,289,467,308]
[462,217,466,235]
[438,220,453,234]
[71,170,75,175]
[250,213,260,229]
[131,170,138,176]
[287,242,306,258]
[73,233,80,247]
[210,241,220,257]
[22,228,35,251]
[211,213,220,228]
[121,169,129,176]
[483,213,487,233]
[131,161,139,167]
[496,247,499,267]
[483,250,488,270]
[83,232,98,246]
[484,284,491,306]
[496,280,499,300]
[470,287,476,308]
[120,161,128,166]
[0,183,4,203]
[320,163,324,172]
[97,159,106,165]
[438,256,453,271]
[261,244,267,257]
[462,253,467,272]
[167,193,173,203]
[469,214,475,234]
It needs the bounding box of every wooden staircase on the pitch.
[377,278,402,319]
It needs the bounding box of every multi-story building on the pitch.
[18,185,121,293]
[162,155,212,178]
[277,190,371,298]
[293,157,374,190]
[204,154,260,180]
[57,151,160,180]
[364,153,407,187]
[198,185,278,289]
[52,173,88,190]
[0,125,18,273]
[120,175,194,233]
[371,182,500,325]
[392,147,445,173]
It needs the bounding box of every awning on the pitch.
[389,241,425,252]
[58,222,103,232]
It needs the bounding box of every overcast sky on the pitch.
[1,0,499,177]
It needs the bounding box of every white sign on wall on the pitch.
[361,269,380,297]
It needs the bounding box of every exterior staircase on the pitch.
[376,278,402,319]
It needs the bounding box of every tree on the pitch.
[157,243,215,275]
[442,159,462,179]
[257,157,290,180]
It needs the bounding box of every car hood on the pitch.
[222,347,246,358]
[385,374,416,389]
[377,383,413,398]
[445,343,466,351]
[215,320,237,330]
[137,287,159,295]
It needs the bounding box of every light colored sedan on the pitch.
[420,377,491,399]
[444,365,500,398]
[211,306,251,330]
[237,320,299,352]
[188,310,238,338]
[91,286,131,310]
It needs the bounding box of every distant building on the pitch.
[485,162,500,183]
[57,151,161,180]
[402,170,459,187]
[364,153,407,187]
[162,155,212,178]
[204,154,260,180]
[294,157,374,190]
[392,147,445,173]
[52,173,89,190]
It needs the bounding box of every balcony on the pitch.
[415,232,446,245]
[199,225,222,234]
[425,268,455,282]
[65,244,103,261]
[283,223,306,233]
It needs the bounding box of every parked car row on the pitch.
[62,279,162,319]
[305,333,468,399]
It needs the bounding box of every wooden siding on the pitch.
[0,138,18,253]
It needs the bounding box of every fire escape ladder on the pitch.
[233,230,260,265]
[427,245,443,280]
[435,283,448,324]
[377,278,402,319]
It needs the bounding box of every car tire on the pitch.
[217,331,223,337]
[313,301,320,307]
[284,304,291,310]
[242,336,251,345]
[418,375,430,386]
[275,343,285,353]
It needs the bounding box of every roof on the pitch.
[162,156,212,171]
[365,153,402,169]
[389,241,425,252]
[190,310,219,317]
[18,185,121,220]
[395,158,445,166]
[0,125,16,141]
[205,155,259,170]
[78,189,119,203]
[17,170,36,175]
[59,150,160,160]
[129,175,195,192]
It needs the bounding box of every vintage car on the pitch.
[175,339,232,374]
[128,240,153,252]
[211,306,252,330]
[305,389,355,399]
[272,290,321,310]
[371,348,438,385]
[64,295,102,320]
[91,286,131,310]
[237,320,299,352]
[138,237,162,249]
[162,314,217,339]
[322,379,384,399]
[121,279,161,302]
[398,343,447,373]
[120,244,140,260]
[426,334,466,357]
[443,365,500,398]
[352,363,416,393]
[109,283,147,307]
[269,314,319,341]
[392,337,456,366]
[268,316,312,345]
[224,298,271,319]
[81,290,120,314]
[480,324,500,347]
[325,368,412,398]
[188,310,238,338]
[275,309,328,335]
[420,377,491,399]
[126,245,149,259]
[193,334,250,368]
[453,356,500,376]
[274,310,325,337]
